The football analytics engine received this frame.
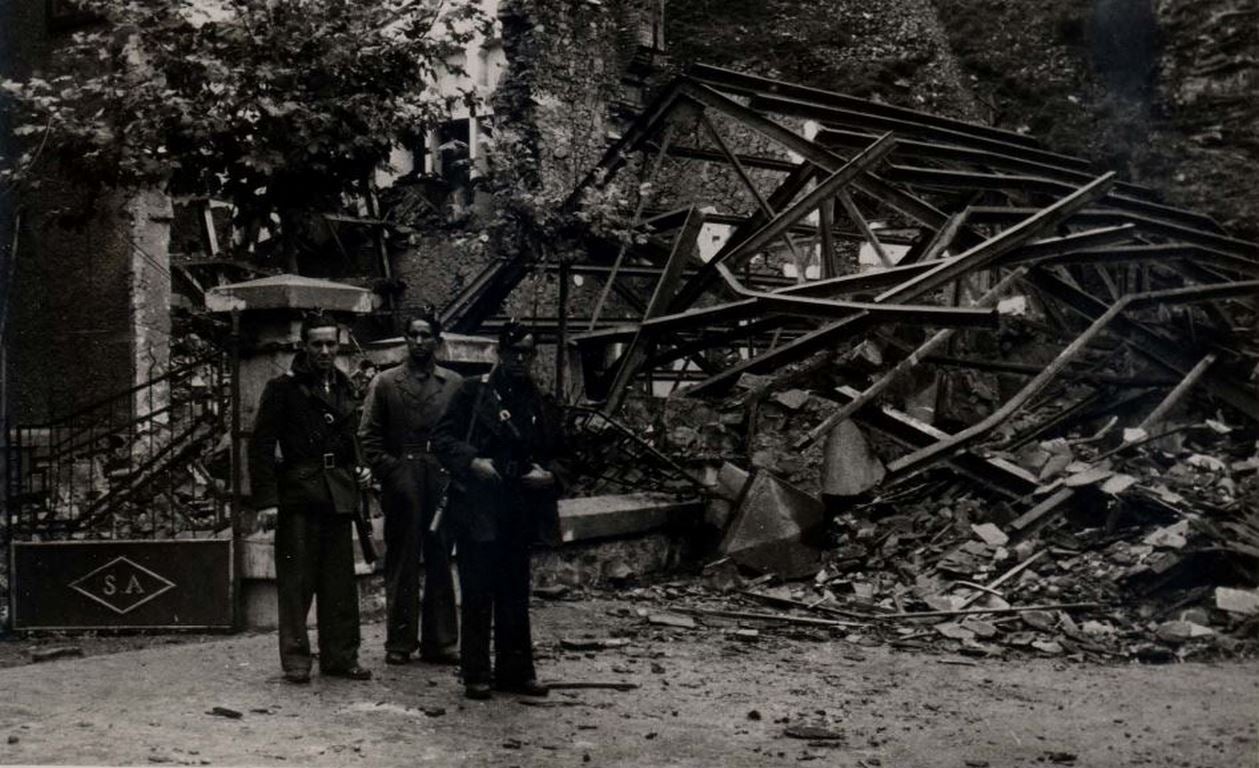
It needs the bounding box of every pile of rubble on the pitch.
[600,369,1259,663]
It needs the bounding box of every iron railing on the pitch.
[564,404,708,497]
[4,349,235,543]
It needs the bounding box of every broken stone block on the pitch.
[1020,611,1056,632]
[821,419,886,497]
[1031,639,1064,655]
[970,523,1009,547]
[1215,587,1259,615]
[1063,465,1114,487]
[935,623,976,641]
[1143,520,1190,550]
[1100,473,1139,495]
[772,389,811,411]
[960,619,998,639]
[718,470,825,579]
[1155,620,1214,644]
[716,463,750,500]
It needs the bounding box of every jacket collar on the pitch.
[404,356,439,379]
[289,351,349,391]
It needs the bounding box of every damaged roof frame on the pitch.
[439,61,1259,505]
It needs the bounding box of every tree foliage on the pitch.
[1,0,491,238]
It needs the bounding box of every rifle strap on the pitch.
[464,377,490,444]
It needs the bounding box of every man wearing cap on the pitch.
[358,311,462,666]
[432,322,565,700]
[250,313,373,683]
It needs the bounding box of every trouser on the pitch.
[381,456,458,656]
[457,535,535,686]
[275,505,360,674]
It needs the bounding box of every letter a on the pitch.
[124,574,145,595]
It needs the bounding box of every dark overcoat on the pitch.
[249,353,360,515]
[430,370,565,545]
[357,361,462,479]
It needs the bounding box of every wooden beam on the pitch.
[700,111,806,265]
[837,189,893,267]
[793,267,1027,449]
[684,174,1116,397]
[603,208,706,412]
[887,279,1259,479]
[668,132,897,312]
[1137,353,1218,431]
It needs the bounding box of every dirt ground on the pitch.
[0,595,1256,767]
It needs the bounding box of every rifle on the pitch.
[354,489,379,565]
[427,482,449,534]
[348,399,379,566]
[429,364,494,535]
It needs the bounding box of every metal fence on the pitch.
[4,349,236,544]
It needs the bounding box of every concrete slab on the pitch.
[205,274,377,313]
[557,493,702,543]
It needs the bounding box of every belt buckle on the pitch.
[322,452,336,469]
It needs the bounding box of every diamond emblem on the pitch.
[68,557,176,615]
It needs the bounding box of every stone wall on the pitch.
[498,0,660,201]
[666,0,983,121]
[3,4,174,425]
[8,184,138,422]
[1148,0,1258,237]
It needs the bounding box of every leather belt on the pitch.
[285,454,348,471]
[401,441,432,460]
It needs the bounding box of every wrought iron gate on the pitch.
[3,346,239,630]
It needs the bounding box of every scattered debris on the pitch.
[534,585,571,600]
[547,682,640,692]
[783,724,844,741]
[1215,587,1259,615]
[561,637,632,652]
[29,646,84,663]
[647,613,697,630]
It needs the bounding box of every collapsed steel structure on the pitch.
[442,63,1259,505]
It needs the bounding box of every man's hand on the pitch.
[470,457,502,484]
[354,466,372,488]
[520,463,555,490]
[256,506,279,532]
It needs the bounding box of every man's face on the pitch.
[304,326,340,373]
[405,320,439,364]
[499,334,537,381]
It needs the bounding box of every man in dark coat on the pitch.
[249,313,373,684]
[358,312,462,666]
[431,322,564,700]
